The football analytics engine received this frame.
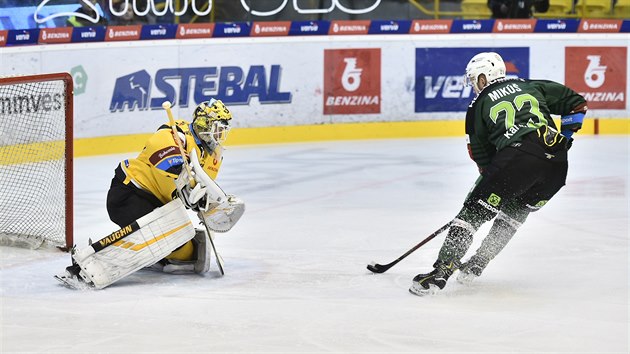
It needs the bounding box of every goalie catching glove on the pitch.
[175,149,245,232]
[199,195,245,233]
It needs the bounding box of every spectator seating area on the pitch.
[546,0,575,16]
[459,0,625,19]
[612,0,630,17]
[461,0,492,19]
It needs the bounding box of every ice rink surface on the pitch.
[1,136,628,353]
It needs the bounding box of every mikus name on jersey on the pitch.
[488,83,522,101]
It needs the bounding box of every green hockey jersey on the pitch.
[465,78,587,169]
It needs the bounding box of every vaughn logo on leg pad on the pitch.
[95,223,139,251]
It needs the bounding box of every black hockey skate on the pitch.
[409,260,459,296]
[54,247,93,290]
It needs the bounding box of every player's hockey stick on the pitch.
[163,101,225,276]
[367,222,451,274]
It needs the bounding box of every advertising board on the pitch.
[1,34,627,141]
[565,47,627,110]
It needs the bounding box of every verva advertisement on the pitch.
[323,48,381,115]
[415,47,529,112]
[565,47,627,110]
[1,35,627,139]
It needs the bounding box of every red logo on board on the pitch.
[329,21,370,35]
[251,22,291,36]
[39,28,73,44]
[323,48,381,115]
[176,23,214,39]
[0,30,7,46]
[578,19,622,33]
[565,47,627,109]
[493,19,535,33]
[105,25,142,41]
[410,20,452,34]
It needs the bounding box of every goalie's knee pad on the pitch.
[166,240,195,262]
[192,228,212,274]
[159,229,211,274]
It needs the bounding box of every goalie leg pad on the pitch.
[71,199,196,289]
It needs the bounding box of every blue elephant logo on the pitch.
[110,70,151,112]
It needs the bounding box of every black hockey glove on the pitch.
[535,125,569,153]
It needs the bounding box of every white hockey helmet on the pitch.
[464,52,506,94]
[191,98,232,153]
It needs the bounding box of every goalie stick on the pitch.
[163,101,225,276]
[198,211,225,275]
[163,101,195,184]
[367,222,451,274]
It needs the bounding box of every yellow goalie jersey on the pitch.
[117,120,223,204]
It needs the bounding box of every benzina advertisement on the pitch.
[323,48,381,115]
[1,34,627,139]
[565,47,627,110]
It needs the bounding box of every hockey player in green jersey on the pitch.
[410,52,587,296]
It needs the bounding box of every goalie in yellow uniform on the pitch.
[56,99,245,289]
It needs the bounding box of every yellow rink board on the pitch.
[1,118,627,162]
[0,141,65,165]
[73,118,629,157]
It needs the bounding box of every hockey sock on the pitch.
[437,219,475,264]
[473,213,520,269]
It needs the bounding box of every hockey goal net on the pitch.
[0,73,73,250]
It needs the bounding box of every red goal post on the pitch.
[0,73,73,251]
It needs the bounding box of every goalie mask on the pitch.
[191,99,232,153]
[464,52,506,94]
